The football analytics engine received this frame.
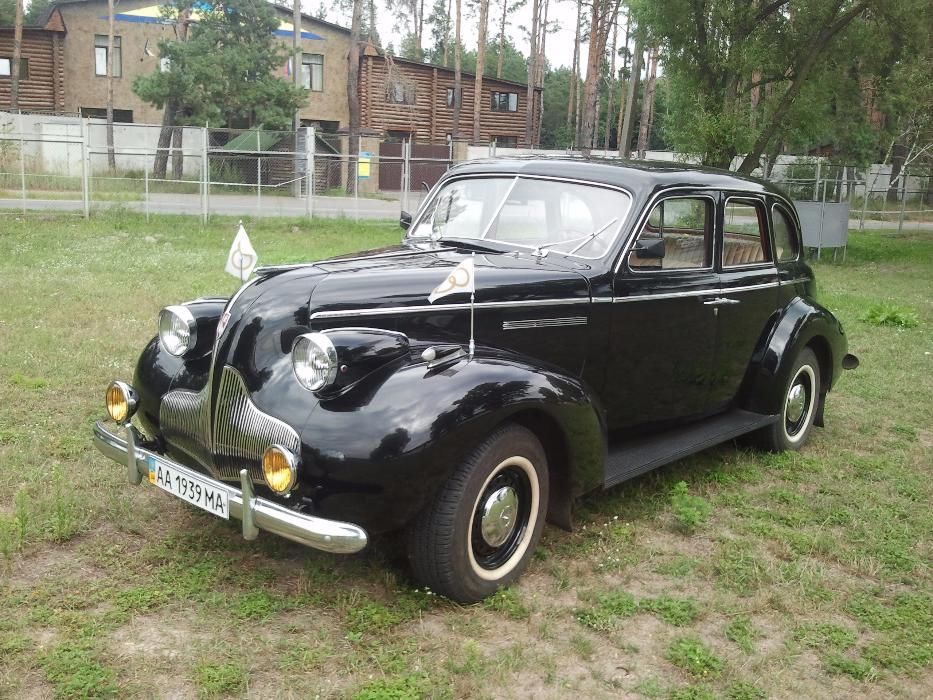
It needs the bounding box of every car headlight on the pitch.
[159,305,197,357]
[292,333,338,391]
[262,445,299,495]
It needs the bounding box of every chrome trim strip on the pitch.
[93,421,368,554]
[310,297,590,321]
[502,316,588,330]
[782,276,811,285]
[612,289,719,303]
[720,281,780,294]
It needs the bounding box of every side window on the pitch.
[629,197,712,271]
[722,198,770,266]
[771,204,799,261]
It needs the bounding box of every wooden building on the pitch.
[0,8,66,113]
[360,51,542,147]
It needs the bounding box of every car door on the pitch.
[710,193,781,410]
[606,192,720,432]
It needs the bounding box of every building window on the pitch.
[493,135,518,148]
[94,35,122,77]
[446,87,461,107]
[387,79,416,105]
[80,107,134,123]
[0,57,28,79]
[301,53,323,92]
[491,92,518,112]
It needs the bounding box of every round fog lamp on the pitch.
[106,381,138,424]
[262,445,298,495]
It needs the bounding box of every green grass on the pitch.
[665,636,724,678]
[0,220,930,698]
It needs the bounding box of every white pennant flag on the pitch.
[429,258,475,303]
[225,223,258,282]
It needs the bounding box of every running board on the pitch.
[604,409,778,488]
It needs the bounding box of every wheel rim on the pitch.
[784,364,816,443]
[467,456,539,580]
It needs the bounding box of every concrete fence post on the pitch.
[144,162,149,222]
[305,126,316,219]
[202,126,209,224]
[898,168,909,235]
[80,118,90,219]
[19,111,26,214]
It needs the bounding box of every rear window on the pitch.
[771,204,799,261]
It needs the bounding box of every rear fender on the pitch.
[741,297,848,418]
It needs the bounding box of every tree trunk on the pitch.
[11,0,23,110]
[442,0,451,67]
[473,0,489,144]
[524,0,539,146]
[153,11,189,179]
[106,0,116,172]
[615,9,629,153]
[535,0,549,147]
[496,0,507,79]
[636,46,658,157]
[887,140,908,203]
[603,11,618,151]
[415,0,425,54]
[567,0,581,130]
[619,36,642,158]
[579,0,618,155]
[171,126,184,179]
[452,0,462,138]
[347,0,363,192]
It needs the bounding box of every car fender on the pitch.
[741,296,848,419]
[300,349,606,533]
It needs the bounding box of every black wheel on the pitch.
[755,347,821,452]
[407,424,549,603]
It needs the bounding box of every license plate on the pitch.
[147,455,229,520]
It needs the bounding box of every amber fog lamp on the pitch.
[262,445,299,495]
[105,381,138,424]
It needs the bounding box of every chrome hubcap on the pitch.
[480,486,519,548]
[786,383,807,423]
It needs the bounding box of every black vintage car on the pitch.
[95,158,858,602]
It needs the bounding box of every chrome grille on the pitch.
[159,366,301,483]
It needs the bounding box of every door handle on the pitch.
[703,297,741,306]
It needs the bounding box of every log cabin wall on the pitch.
[361,55,541,147]
[0,25,66,113]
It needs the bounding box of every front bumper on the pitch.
[93,421,368,554]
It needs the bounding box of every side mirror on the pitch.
[399,211,412,231]
[633,238,665,259]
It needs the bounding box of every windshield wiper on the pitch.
[531,217,620,258]
[434,237,516,254]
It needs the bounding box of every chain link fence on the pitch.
[0,112,455,222]
[2,110,931,234]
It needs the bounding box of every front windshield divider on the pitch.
[478,176,520,240]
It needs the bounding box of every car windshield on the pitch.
[408,176,632,259]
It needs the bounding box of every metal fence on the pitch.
[0,114,452,222]
[1,111,931,232]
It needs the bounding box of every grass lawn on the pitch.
[0,212,930,699]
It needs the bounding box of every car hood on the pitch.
[306,243,593,320]
[212,243,592,412]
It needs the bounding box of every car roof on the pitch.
[449,156,787,200]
